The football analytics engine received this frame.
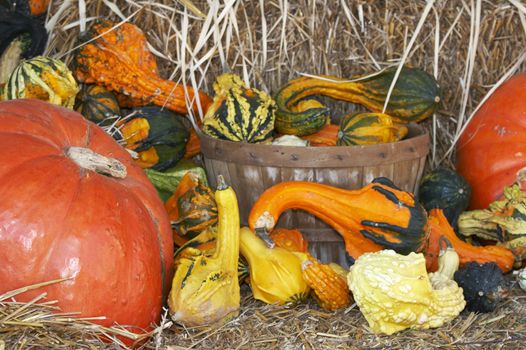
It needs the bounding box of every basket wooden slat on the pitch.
[201,125,429,266]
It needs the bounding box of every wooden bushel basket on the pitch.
[200,124,429,266]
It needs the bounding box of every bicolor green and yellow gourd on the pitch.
[202,73,276,143]
[168,176,240,326]
[2,55,79,108]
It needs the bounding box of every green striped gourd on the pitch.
[274,66,440,136]
[336,112,408,146]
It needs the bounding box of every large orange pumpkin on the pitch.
[0,99,173,335]
[457,72,526,209]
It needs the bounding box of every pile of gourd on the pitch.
[201,57,441,147]
[1,8,526,344]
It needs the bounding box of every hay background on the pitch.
[47,0,526,166]
[2,0,526,349]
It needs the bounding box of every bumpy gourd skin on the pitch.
[168,177,240,326]
[458,184,526,263]
[74,20,211,116]
[299,255,352,310]
[347,250,465,335]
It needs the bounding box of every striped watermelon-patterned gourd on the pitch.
[202,73,276,143]
[336,112,408,146]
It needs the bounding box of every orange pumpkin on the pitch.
[457,72,526,209]
[0,99,173,338]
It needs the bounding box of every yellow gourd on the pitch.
[168,176,240,326]
[347,246,465,335]
[239,227,309,304]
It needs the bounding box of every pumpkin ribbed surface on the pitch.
[0,99,173,333]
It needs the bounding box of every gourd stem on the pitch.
[255,228,275,249]
[67,146,127,178]
[216,175,227,190]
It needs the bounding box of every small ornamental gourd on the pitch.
[168,176,240,326]
[423,209,515,273]
[144,159,208,202]
[0,6,47,84]
[119,106,189,171]
[249,177,428,263]
[74,20,211,115]
[301,123,338,146]
[336,112,407,146]
[454,262,508,313]
[75,84,121,125]
[7,0,51,17]
[239,227,310,305]
[458,184,526,264]
[418,167,471,228]
[267,227,351,310]
[183,128,201,159]
[202,73,276,143]
[299,256,352,310]
[3,56,79,108]
[269,228,309,253]
[347,248,465,335]
[271,134,309,146]
[165,172,218,240]
[274,66,441,136]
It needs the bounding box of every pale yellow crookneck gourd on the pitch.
[347,240,465,335]
[239,227,310,305]
[168,176,240,326]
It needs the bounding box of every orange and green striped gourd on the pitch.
[274,66,441,136]
[336,112,408,146]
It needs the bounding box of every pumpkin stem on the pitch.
[66,147,127,178]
